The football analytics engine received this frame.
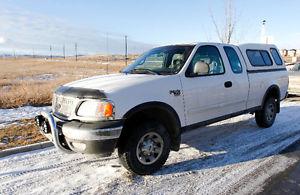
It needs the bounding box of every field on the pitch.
[0,55,135,149]
[0,56,135,109]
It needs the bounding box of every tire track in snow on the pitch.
[0,101,300,194]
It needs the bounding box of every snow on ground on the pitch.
[0,106,51,128]
[17,74,57,81]
[0,101,300,194]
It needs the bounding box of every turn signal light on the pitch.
[99,102,114,118]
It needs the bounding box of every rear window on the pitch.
[270,48,283,65]
[246,50,273,66]
[260,50,273,65]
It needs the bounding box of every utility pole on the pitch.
[106,33,109,74]
[50,45,52,60]
[261,20,267,43]
[13,50,16,59]
[63,44,65,59]
[125,35,128,66]
[75,43,78,61]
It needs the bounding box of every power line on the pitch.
[63,45,66,59]
[106,33,109,74]
[50,45,52,60]
[125,35,128,66]
[75,43,78,61]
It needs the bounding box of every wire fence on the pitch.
[0,34,153,63]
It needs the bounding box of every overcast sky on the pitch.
[0,0,299,55]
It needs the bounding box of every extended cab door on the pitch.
[180,44,249,126]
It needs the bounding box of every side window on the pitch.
[270,48,283,65]
[246,50,273,66]
[187,45,225,76]
[260,50,273,65]
[224,46,243,73]
[246,50,265,66]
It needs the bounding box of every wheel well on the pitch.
[262,85,280,113]
[117,102,181,151]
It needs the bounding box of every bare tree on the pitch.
[210,0,237,44]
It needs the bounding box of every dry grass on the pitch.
[0,55,137,150]
[0,55,135,108]
[0,119,47,150]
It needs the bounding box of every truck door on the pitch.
[180,44,248,126]
[221,45,249,113]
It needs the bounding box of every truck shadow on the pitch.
[156,105,300,176]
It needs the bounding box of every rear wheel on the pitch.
[118,120,171,175]
[255,97,277,128]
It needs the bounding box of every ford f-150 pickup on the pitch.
[36,42,289,175]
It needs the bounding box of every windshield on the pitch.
[123,45,195,75]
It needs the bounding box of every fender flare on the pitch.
[261,85,281,112]
[122,101,182,151]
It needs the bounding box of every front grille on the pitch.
[53,94,76,117]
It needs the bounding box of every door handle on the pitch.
[224,81,232,88]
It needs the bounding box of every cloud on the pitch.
[0,6,153,55]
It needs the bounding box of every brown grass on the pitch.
[0,56,135,108]
[0,119,47,150]
[0,55,137,150]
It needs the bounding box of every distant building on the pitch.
[280,49,288,57]
[288,49,297,57]
[281,49,300,64]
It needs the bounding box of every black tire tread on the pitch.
[118,120,170,175]
[255,97,277,128]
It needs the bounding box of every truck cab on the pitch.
[36,42,288,175]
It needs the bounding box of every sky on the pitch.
[0,0,299,55]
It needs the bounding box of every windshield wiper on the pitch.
[130,68,159,75]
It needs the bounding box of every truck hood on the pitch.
[64,73,163,93]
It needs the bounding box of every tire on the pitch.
[255,97,277,128]
[118,120,171,175]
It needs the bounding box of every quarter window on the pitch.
[270,48,283,65]
[187,45,225,77]
[224,46,243,73]
[246,50,273,66]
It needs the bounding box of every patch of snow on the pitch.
[286,64,295,71]
[0,101,299,194]
[1,86,11,92]
[17,74,57,81]
[0,106,51,129]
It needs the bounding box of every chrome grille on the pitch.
[53,94,76,117]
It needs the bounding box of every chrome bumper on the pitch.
[35,111,123,155]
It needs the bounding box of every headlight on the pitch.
[76,100,114,120]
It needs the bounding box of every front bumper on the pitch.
[35,112,123,156]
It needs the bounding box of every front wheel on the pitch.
[255,97,277,128]
[118,120,171,175]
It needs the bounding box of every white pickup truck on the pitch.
[36,42,288,175]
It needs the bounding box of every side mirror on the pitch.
[193,61,209,75]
